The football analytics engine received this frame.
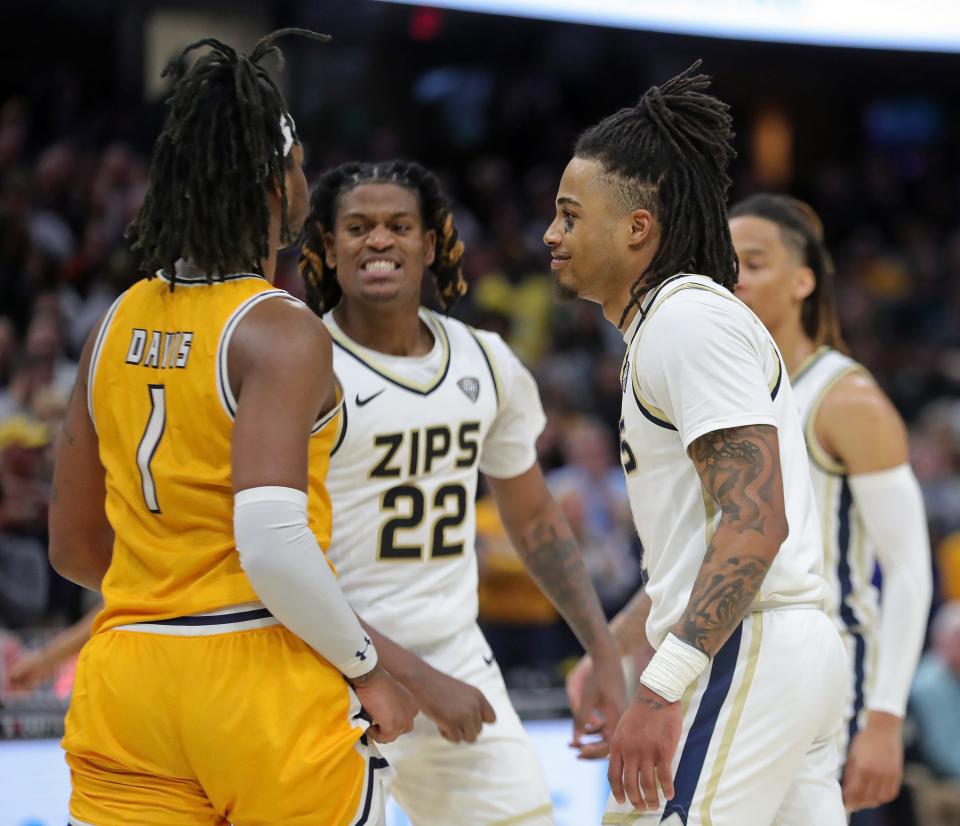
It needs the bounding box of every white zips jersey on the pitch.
[619,275,831,649]
[323,308,546,650]
[792,347,879,639]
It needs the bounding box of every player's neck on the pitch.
[335,300,434,357]
[772,321,816,377]
[604,283,649,333]
[259,215,282,284]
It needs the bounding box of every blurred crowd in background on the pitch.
[2,2,960,821]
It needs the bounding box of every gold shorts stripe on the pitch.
[698,613,764,825]
[601,812,644,825]
[490,802,554,825]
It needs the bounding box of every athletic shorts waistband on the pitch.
[750,599,825,613]
[113,602,279,636]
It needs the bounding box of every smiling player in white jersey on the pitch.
[298,159,626,826]
[729,193,932,815]
[546,64,847,825]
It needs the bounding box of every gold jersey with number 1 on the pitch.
[88,270,342,632]
[63,270,383,826]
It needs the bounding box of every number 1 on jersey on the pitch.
[137,384,166,513]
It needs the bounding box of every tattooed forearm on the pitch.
[677,555,771,652]
[512,511,608,653]
[675,425,788,656]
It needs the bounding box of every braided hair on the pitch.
[127,28,329,282]
[574,61,738,327]
[730,193,847,352]
[299,160,467,315]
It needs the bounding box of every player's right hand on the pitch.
[565,653,592,715]
[415,666,496,744]
[349,665,419,744]
[6,648,58,692]
[566,654,607,758]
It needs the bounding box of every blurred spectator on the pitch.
[547,417,640,616]
[0,416,51,538]
[0,306,75,421]
[910,601,960,778]
[0,468,48,629]
[0,316,16,388]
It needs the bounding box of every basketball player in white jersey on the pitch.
[729,193,932,813]
[545,64,847,825]
[299,159,626,825]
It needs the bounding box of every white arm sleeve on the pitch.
[234,486,377,680]
[848,464,932,717]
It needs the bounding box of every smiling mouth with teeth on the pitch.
[362,260,401,273]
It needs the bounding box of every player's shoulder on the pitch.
[817,360,907,466]
[233,292,330,366]
[440,312,520,366]
[641,279,752,352]
[819,365,894,425]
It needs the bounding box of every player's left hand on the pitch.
[608,685,679,812]
[569,647,627,760]
[842,711,904,811]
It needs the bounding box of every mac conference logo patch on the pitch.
[458,377,480,403]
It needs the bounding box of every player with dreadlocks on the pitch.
[49,32,415,826]
[299,160,625,825]
[548,64,847,824]
[730,194,932,815]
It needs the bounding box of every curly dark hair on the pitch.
[574,61,738,327]
[127,28,329,282]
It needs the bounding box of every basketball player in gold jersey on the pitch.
[729,194,932,814]
[48,31,416,826]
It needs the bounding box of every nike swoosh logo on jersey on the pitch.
[355,389,385,407]
[482,653,495,666]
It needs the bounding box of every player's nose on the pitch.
[543,216,561,247]
[366,223,394,249]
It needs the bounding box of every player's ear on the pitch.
[793,266,815,302]
[627,208,656,250]
[323,227,337,269]
[422,228,436,268]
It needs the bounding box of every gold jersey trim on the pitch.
[329,310,451,396]
[466,326,503,409]
[214,289,295,420]
[789,345,830,386]
[86,291,126,432]
[802,364,869,476]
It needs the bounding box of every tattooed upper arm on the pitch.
[674,425,789,654]
[688,424,787,543]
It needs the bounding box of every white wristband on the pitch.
[639,634,710,703]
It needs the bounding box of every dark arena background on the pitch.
[2,1,960,823]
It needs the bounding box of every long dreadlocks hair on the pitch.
[299,160,468,315]
[574,61,738,328]
[730,193,847,352]
[127,28,329,282]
